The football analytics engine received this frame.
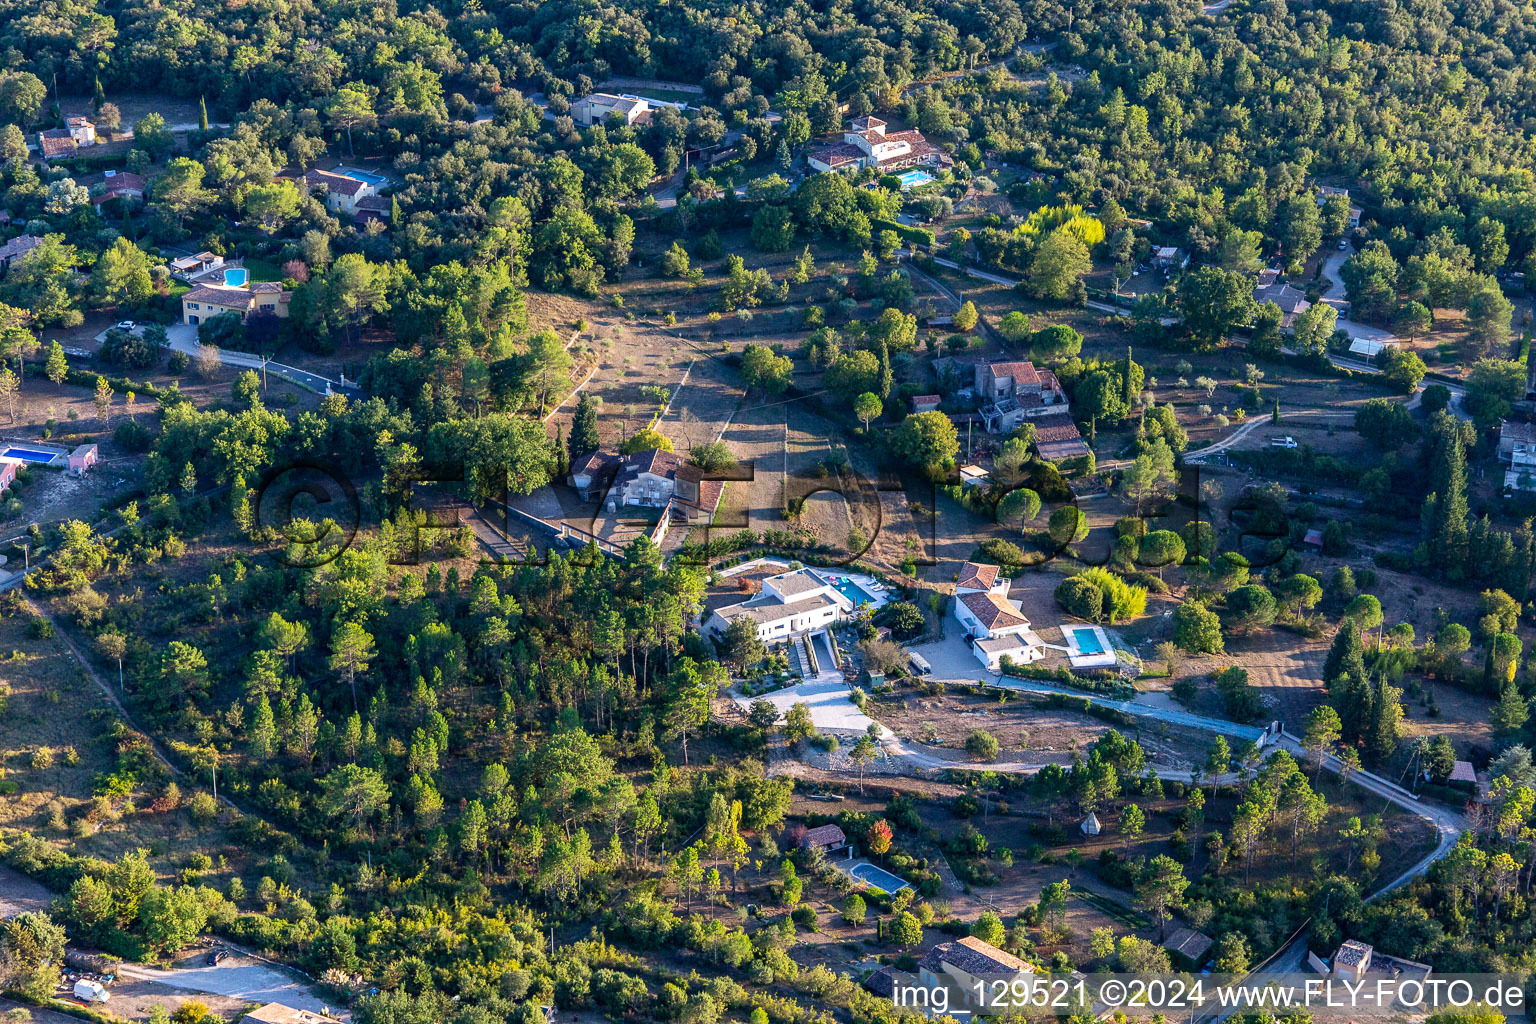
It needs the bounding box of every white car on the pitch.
[1338,240,1349,250]
[113,320,136,331]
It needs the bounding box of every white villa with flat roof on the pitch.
[707,568,875,644]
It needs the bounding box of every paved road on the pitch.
[94,324,347,394]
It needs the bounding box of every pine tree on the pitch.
[1490,678,1528,734]
[1363,680,1404,764]
[45,341,69,384]
[878,341,893,400]
[1121,345,1135,409]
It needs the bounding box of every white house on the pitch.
[806,115,952,174]
[571,93,650,126]
[707,567,863,644]
[954,588,1046,671]
[301,168,376,214]
[66,116,98,146]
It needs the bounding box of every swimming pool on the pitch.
[831,577,877,607]
[1,446,63,464]
[895,169,933,189]
[849,862,911,894]
[335,166,389,186]
[1069,626,1105,654]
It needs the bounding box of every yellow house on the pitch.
[182,282,292,325]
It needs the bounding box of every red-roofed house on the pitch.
[911,394,941,414]
[798,824,847,852]
[975,359,1070,433]
[955,561,1009,597]
[37,129,76,159]
[0,234,44,268]
[919,936,1034,1007]
[806,115,952,174]
[955,590,1046,671]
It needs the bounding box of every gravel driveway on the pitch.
[115,952,344,1020]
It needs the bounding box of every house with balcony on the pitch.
[974,360,1070,434]
[602,448,724,526]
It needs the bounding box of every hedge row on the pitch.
[870,218,935,247]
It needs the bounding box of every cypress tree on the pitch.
[1335,671,1374,746]
[878,341,893,400]
[569,392,601,460]
[1424,412,1470,571]
[1323,617,1366,684]
[199,95,209,131]
[92,75,105,111]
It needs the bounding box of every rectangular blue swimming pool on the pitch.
[1070,627,1105,654]
[849,863,910,894]
[335,166,388,186]
[831,577,877,607]
[896,169,933,189]
[2,446,62,464]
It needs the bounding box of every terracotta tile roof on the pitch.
[800,824,846,848]
[0,235,44,262]
[809,142,865,167]
[850,115,886,130]
[959,591,1028,631]
[571,449,621,477]
[304,168,369,196]
[39,131,76,158]
[1163,928,1214,960]
[955,561,1000,591]
[920,936,1032,976]
[989,360,1040,388]
[1032,414,1083,443]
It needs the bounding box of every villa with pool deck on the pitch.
[706,567,887,645]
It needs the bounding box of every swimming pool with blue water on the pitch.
[2,447,63,464]
[1069,626,1105,655]
[829,577,877,607]
[335,166,389,186]
[849,863,910,894]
